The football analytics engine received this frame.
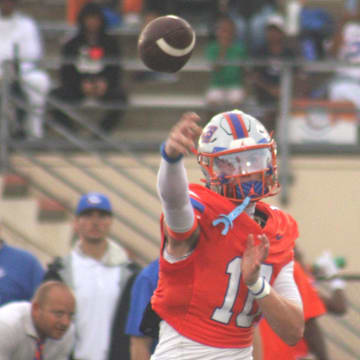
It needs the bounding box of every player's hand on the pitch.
[164,112,203,159]
[242,234,269,286]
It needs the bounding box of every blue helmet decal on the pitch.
[212,146,227,153]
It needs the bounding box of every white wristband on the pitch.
[247,277,271,299]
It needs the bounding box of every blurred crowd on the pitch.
[1,0,360,140]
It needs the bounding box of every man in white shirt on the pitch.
[328,10,360,109]
[44,192,140,360]
[0,280,75,360]
[0,0,51,139]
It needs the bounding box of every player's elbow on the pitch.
[278,309,305,346]
[284,331,304,347]
[282,319,305,346]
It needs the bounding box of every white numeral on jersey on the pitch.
[211,257,273,327]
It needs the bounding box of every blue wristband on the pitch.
[160,142,183,163]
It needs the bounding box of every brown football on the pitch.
[137,15,196,73]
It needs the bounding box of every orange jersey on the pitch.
[260,261,327,360]
[151,184,298,348]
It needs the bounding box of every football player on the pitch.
[148,110,304,359]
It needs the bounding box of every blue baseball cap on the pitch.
[76,192,113,215]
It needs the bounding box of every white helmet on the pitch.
[197,110,280,202]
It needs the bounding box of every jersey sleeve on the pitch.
[262,204,299,266]
[159,187,205,243]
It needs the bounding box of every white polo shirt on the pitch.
[0,302,75,360]
[71,249,123,360]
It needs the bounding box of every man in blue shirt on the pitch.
[125,258,159,360]
[0,240,44,306]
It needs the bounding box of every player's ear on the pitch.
[31,301,41,320]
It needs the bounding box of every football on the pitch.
[137,15,196,73]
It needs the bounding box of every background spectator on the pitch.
[0,280,75,359]
[298,5,334,61]
[50,2,128,136]
[0,0,51,139]
[125,258,159,360]
[327,9,360,110]
[0,239,44,306]
[204,15,247,110]
[44,192,139,360]
[300,249,347,315]
[143,0,219,30]
[220,0,278,52]
[288,3,335,100]
[249,14,297,133]
[66,0,122,27]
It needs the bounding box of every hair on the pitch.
[32,281,71,306]
[77,2,107,35]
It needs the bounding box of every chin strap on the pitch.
[212,196,251,235]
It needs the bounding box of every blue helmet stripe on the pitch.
[226,112,248,139]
